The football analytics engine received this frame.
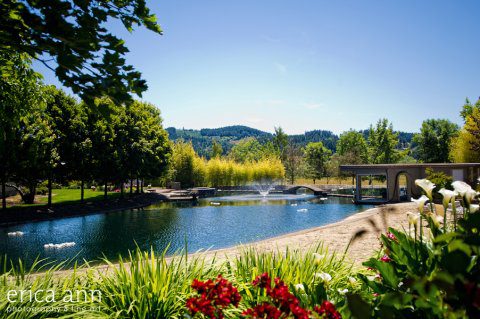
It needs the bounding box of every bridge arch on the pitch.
[283,185,327,196]
[393,171,413,202]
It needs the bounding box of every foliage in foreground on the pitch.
[0,245,360,319]
[347,178,480,319]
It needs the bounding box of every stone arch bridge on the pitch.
[283,185,327,196]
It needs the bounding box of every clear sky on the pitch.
[34,0,480,135]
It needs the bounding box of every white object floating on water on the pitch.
[297,208,308,213]
[320,197,328,201]
[44,242,76,249]
[210,202,221,206]
[7,231,24,236]
[290,203,298,207]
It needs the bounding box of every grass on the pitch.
[6,189,127,210]
[0,245,362,319]
[37,189,122,205]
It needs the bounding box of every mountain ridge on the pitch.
[166,125,414,158]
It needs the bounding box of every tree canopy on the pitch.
[336,130,368,164]
[304,142,331,184]
[451,107,480,163]
[0,0,162,102]
[413,119,459,163]
[368,119,400,164]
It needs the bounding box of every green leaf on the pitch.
[346,293,371,319]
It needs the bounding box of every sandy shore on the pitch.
[192,201,420,264]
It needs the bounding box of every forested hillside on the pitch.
[166,125,414,158]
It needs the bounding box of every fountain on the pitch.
[254,180,277,197]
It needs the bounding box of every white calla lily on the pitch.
[438,188,457,208]
[415,179,435,199]
[412,195,429,213]
[452,181,472,197]
[407,212,420,225]
[312,253,325,264]
[470,204,479,213]
[294,283,305,291]
[465,189,478,205]
[337,288,349,295]
[315,272,332,283]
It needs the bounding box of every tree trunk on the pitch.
[47,177,52,207]
[104,181,108,200]
[313,179,316,185]
[22,183,36,204]
[120,182,124,199]
[80,179,84,203]
[2,179,6,210]
[141,179,144,193]
[130,178,133,196]
[136,178,139,194]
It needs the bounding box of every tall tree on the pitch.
[14,96,58,204]
[413,119,459,163]
[87,98,121,199]
[171,140,196,189]
[460,97,480,122]
[304,142,331,184]
[451,108,480,163]
[43,86,85,206]
[229,137,264,163]
[336,130,369,164]
[273,126,288,162]
[0,52,42,208]
[211,140,223,158]
[284,145,304,185]
[0,0,162,102]
[368,119,400,164]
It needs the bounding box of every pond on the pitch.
[0,194,371,267]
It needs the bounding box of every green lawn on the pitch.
[37,188,123,205]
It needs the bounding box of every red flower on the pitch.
[380,255,392,263]
[242,302,282,319]
[253,272,272,291]
[314,301,342,319]
[187,275,241,318]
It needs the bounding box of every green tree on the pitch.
[325,153,341,184]
[304,142,331,184]
[229,137,264,163]
[273,126,288,162]
[135,101,171,189]
[460,97,480,122]
[336,130,368,164]
[0,52,42,209]
[87,98,121,199]
[451,107,480,163]
[412,119,459,163]
[284,145,304,185]
[13,96,58,204]
[0,0,162,102]
[368,119,400,164]
[211,139,223,158]
[171,140,196,188]
[42,86,83,206]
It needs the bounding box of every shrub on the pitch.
[347,178,480,319]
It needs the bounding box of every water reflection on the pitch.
[0,195,370,267]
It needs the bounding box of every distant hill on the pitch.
[166,125,414,158]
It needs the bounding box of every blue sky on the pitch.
[35,0,480,134]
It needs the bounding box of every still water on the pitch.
[0,195,370,266]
